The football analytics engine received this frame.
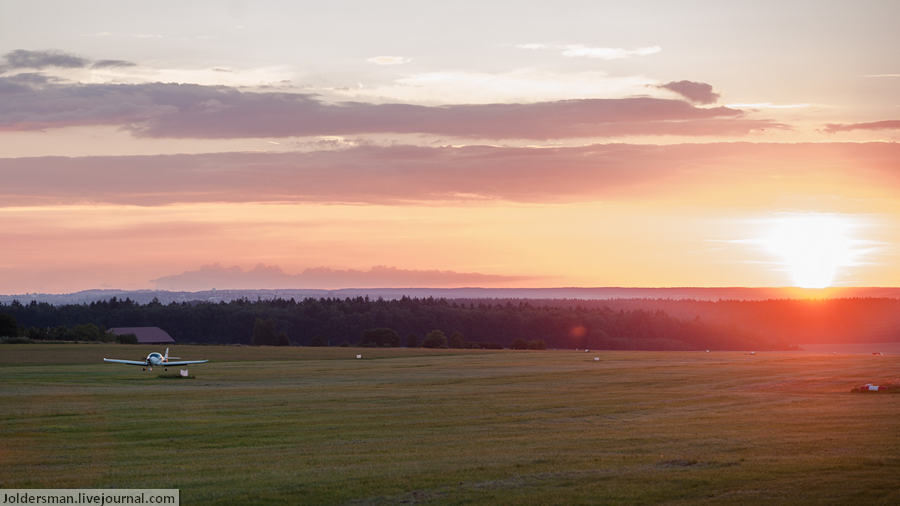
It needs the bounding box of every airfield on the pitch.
[1,344,898,504]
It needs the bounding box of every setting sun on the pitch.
[761,214,863,288]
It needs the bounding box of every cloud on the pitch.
[517,43,661,60]
[725,102,811,110]
[0,80,780,139]
[151,264,531,290]
[2,142,897,207]
[366,56,412,65]
[0,80,29,94]
[0,73,53,93]
[368,69,653,104]
[4,72,57,84]
[657,80,720,105]
[0,49,134,73]
[91,59,137,69]
[3,49,89,69]
[823,120,900,133]
[514,43,547,50]
[560,44,661,59]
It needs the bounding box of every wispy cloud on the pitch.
[1,49,136,73]
[823,120,900,133]
[517,43,661,60]
[152,264,532,290]
[366,56,412,65]
[3,49,89,69]
[726,102,812,109]
[91,59,137,69]
[362,69,653,104]
[514,43,547,50]
[560,44,661,59]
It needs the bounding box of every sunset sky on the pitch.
[2,0,899,293]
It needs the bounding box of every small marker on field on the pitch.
[356,354,362,359]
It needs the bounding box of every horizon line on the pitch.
[4,286,900,297]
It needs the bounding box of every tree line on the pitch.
[526,297,900,344]
[0,296,789,350]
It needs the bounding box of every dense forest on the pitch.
[0,296,784,350]
[516,298,900,344]
[5,296,897,349]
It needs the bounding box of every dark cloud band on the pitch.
[824,120,900,133]
[3,49,90,69]
[0,79,781,139]
[1,142,895,207]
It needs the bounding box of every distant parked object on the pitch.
[108,326,175,344]
[851,383,899,393]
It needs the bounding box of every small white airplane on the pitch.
[103,348,208,371]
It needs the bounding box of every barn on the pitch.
[108,327,175,344]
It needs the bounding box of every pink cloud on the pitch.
[656,80,720,104]
[151,264,533,290]
[824,120,900,133]
[0,80,781,139]
[2,142,898,206]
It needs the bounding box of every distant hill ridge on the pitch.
[3,287,900,305]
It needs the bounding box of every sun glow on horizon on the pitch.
[759,213,868,289]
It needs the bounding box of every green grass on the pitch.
[1,344,899,504]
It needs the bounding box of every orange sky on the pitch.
[1,2,899,293]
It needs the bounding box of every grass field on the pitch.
[1,344,898,504]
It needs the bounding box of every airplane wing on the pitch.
[103,358,147,365]
[163,360,209,366]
